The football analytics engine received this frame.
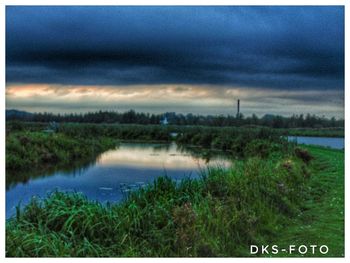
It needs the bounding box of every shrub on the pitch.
[294,147,313,163]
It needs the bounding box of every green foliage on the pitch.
[6,131,117,184]
[280,127,344,138]
[58,123,172,141]
[294,147,314,163]
[18,123,291,158]
[7,147,312,257]
[176,126,290,158]
[7,110,344,129]
[6,121,47,133]
[5,123,344,257]
[275,146,344,257]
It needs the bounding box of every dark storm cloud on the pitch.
[6,6,344,89]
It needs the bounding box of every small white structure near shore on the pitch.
[43,121,59,133]
[160,116,169,125]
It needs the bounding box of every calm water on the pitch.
[6,143,231,218]
[288,136,344,149]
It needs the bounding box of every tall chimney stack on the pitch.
[237,99,240,117]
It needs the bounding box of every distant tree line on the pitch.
[6,110,344,128]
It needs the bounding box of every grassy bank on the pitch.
[57,123,291,157]
[275,146,344,257]
[279,127,344,138]
[6,131,117,178]
[5,122,344,257]
[7,143,317,257]
[5,124,288,188]
[6,124,284,167]
[7,121,344,140]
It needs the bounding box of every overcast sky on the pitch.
[6,6,344,117]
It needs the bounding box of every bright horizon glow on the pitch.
[5,7,344,119]
[6,83,344,118]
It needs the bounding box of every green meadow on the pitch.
[5,123,344,257]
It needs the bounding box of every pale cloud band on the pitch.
[6,84,344,118]
[6,7,344,118]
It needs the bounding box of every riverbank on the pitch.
[7,143,337,257]
[5,124,289,172]
[7,121,344,139]
[6,131,117,174]
[280,127,344,138]
[275,146,344,257]
[5,123,344,257]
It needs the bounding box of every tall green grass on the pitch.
[6,131,117,186]
[6,147,311,257]
[7,121,344,140]
[57,123,292,157]
[275,146,344,257]
[6,123,343,256]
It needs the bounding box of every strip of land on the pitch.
[5,123,344,257]
[274,146,344,257]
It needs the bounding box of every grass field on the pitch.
[280,128,344,138]
[6,131,117,188]
[7,121,344,139]
[275,146,344,257]
[5,122,344,257]
[6,131,117,172]
[6,142,344,257]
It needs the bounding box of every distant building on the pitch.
[160,116,169,125]
[43,121,59,133]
